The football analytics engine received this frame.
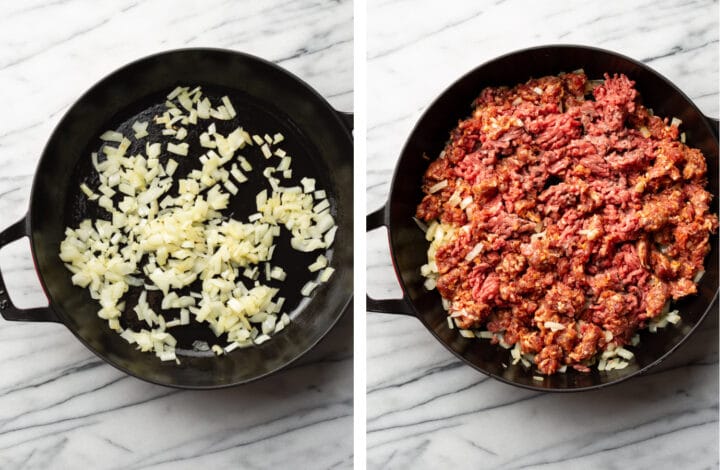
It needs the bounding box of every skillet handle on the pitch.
[705,115,719,139]
[0,216,60,323]
[366,204,415,316]
[336,111,353,133]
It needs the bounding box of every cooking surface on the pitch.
[0,0,352,468]
[367,0,718,468]
[65,85,334,353]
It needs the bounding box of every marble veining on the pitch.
[367,0,718,468]
[0,0,352,468]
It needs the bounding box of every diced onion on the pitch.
[319,267,334,283]
[132,121,149,139]
[543,321,565,332]
[428,180,448,193]
[167,142,189,156]
[465,243,483,261]
[300,281,318,296]
[59,85,341,362]
[100,130,124,142]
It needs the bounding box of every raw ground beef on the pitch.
[416,71,718,375]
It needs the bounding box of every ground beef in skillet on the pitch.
[417,71,718,375]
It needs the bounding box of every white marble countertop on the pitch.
[367,0,718,468]
[0,1,352,468]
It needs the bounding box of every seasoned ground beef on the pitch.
[417,71,718,375]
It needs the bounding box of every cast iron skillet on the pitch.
[0,48,353,389]
[367,44,718,392]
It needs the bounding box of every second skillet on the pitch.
[0,48,353,389]
[367,44,718,392]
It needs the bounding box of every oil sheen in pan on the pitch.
[63,85,336,357]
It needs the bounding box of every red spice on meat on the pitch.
[417,72,718,375]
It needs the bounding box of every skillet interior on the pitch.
[29,49,353,388]
[387,45,718,390]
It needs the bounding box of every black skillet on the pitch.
[0,48,353,389]
[367,44,718,392]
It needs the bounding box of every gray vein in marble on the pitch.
[0,358,102,397]
[643,39,719,62]
[2,0,71,20]
[505,413,717,469]
[132,409,352,469]
[275,37,354,64]
[369,392,540,435]
[0,17,113,71]
[1,388,179,436]
[367,360,464,394]
[368,379,491,426]
[369,8,484,60]
[0,420,95,453]
[0,375,129,431]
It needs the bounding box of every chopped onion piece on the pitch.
[221,96,237,118]
[238,156,252,172]
[167,142,189,156]
[100,130,124,142]
[230,164,248,184]
[313,199,330,214]
[80,183,99,200]
[308,254,328,272]
[544,321,565,332]
[324,226,338,247]
[224,180,238,195]
[166,159,179,177]
[270,266,286,281]
[261,144,272,159]
[132,121,149,139]
[464,243,483,261]
[428,180,448,193]
[254,334,271,345]
[301,177,316,193]
[301,281,318,296]
[277,157,291,172]
[616,347,634,360]
[319,267,334,283]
